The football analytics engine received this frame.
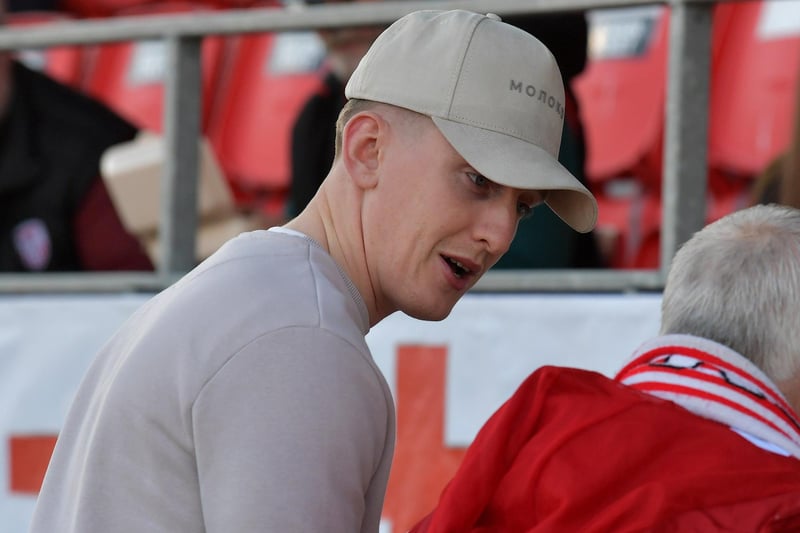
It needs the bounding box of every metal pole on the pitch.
[660,0,713,274]
[160,35,203,275]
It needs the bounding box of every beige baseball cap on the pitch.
[345,9,598,233]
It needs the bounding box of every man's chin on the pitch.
[406,304,455,323]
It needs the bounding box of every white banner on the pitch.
[0,294,151,533]
[1,291,661,532]
[368,292,662,446]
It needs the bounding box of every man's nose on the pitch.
[474,202,519,257]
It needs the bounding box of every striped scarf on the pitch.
[615,334,800,459]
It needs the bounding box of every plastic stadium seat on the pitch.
[627,190,661,269]
[573,3,753,191]
[708,0,800,181]
[197,0,258,7]
[591,183,639,269]
[60,0,160,18]
[60,0,258,17]
[206,14,327,215]
[79,2,227,133]
[572,5,668,267]
[576,1,800,268]
[573,5,669,190]
[7,11,86,88]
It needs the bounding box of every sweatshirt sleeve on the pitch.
[192,326,392,532]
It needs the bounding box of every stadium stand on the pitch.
[59,0,259,18]
[574,5,667,190]
[708,0,800,185]
[206,0,327,217]
[574,0,800,268]
[59,0,155,17]
[572,5,667,268]
[78,1,228,133]
[66,0,327,218]
[5,0,797,271]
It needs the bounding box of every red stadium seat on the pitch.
[60,0,258,17]
[206,10,327,215]
[79,2,227,133]
[590,184,637,269]
[7,11,86,89]
[573,3,759,191]
[573,5,669,190]
[708,0,800,182]
[59,0,160,18]
[197,0,258,7]
[576,1,800,268]
[572,5,668,268]
[619,179,752,270]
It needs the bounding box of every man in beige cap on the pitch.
[30,10,596,533]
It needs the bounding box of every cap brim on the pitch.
[431,116,598,233]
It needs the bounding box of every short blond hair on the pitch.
[333,99,379,160]
[333,99,430,160]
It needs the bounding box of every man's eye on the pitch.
[468,172,489,188]
[518,202,535,219]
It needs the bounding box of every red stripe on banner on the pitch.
[382,345,466,533]
[9,434,58,495]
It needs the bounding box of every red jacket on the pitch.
[411,336,800,533]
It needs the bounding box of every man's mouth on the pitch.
[444,256,472,279]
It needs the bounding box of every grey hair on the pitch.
[661,204,800,382]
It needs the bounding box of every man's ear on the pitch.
[341,112,383,189]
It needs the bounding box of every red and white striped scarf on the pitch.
[615,334,800,459]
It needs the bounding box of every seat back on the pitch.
[80,1,227,132]
[206,12,327,215]
[573,5,669,189]
[708,0,800,180]
[60,0,159,18]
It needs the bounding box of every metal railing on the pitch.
[0,0,719,293]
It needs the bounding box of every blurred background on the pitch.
[5,0,795,273]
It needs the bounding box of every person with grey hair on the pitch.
[30,10,596,533]
[411,203,800,533]
[660,203,800,399]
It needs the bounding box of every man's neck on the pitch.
[285,170,385,327]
